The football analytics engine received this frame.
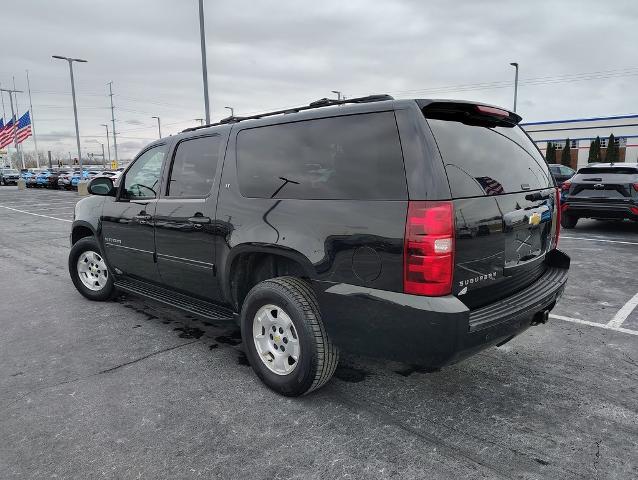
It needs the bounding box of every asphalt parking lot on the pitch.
[1,186,637,480]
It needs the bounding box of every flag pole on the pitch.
[0,83,6,121]
[25,70,40,168]
[12,76,24,169]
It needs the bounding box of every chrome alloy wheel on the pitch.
[252,304,300,375]
[77,250,109,291]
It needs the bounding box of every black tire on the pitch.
[68,237,114,301]
[240,276,339,396]
[561,214,578,229]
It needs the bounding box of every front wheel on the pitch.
[240,277,339,396]
[68,237,114,301]
[561,214,578,229]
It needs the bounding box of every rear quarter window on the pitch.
[236,112,407,200]
[427,120,553,198]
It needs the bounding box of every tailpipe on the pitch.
[531,309,550,326]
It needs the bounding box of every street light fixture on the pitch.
[509,62,519,113]
[151,115,162,138]
[224,106,234,117]
[331,90,342,101]
[52,55,87,175]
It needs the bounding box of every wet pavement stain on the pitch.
[132,324,141,329]
[173,326,205,339]
[334,364,369,383]
[119,303,159,322]
[394,364,440,377]
[215,329,242,346]
[10,371,24,377]
[209,343,219,350]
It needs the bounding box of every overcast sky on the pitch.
[2,0,637,160]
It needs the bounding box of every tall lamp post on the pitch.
[224,106,234,117]
[52,55,87,175]
[100,123,111,165]
[331,90,342,101]
[198,0,211,124]
[509,62,519,113]
[151,116,162,138]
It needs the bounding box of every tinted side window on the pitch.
[236,112,407,200]
[427,120,553,198]
[123,145,166,199]
[167,136,220,197]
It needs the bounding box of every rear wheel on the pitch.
[561,214,578,229]
[68,237,114,301]
[240,277,339,396]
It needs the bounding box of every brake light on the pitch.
[633,183,638,192]
[561,180,571,192]
[552,188,561,249]
[476,105,509,117]
[403,201,455,296]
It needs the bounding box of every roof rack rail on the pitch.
[181,94,394,133]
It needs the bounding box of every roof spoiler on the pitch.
[419,100,522,127]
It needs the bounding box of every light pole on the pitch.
[510,62,519,113]
[224,106,234,117]
[331,90,342,101]
[198,0,211,124]
[52,55,87,173]
[151,116,162,138]
[100,123,111,164]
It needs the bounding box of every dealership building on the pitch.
[522,114,638,169]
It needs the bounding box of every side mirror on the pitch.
[88,177,115,196]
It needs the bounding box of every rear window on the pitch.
[427,120,553,197]
[577,166,638,174]
[236,112,407,200]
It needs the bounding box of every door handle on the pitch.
[188,216,211,224]
[134,214,153,224]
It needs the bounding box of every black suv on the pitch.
[69,95,569,396]
[561,163,638,228]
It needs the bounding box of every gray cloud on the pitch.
[2,0,637,160]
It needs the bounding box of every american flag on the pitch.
[475,176,505,196]
[0,118,16,149]
[15,111,32,144]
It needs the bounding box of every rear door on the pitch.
[422,103,556,309]
[154,133,225,300]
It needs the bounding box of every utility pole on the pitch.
[25,70,40,168]
[510,62,519,113]
[151,116,162,138]
[101,123,111,164]
[0,87,24,169]
[52,55,87,172]
[108,81,119,164]
[198,0,211,124]
[100,143,106,168]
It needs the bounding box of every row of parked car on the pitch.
[8,167,124,190]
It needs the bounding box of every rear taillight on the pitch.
[476,105,509,117]
[552,188,561,249]
[403,201,455,296]
[633,183,638,192]
[561,180,571,192]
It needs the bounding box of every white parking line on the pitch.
[561,236,638,246]
[0,205,72,222]
[550,314,638,336]
[607,292,638,328]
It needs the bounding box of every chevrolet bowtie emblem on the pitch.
[529,212,541,226]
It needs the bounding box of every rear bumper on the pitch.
[564,201,638,220]
[314,249,570,366]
